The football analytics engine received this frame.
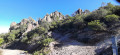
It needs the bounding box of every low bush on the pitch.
[105,14,119,22]
[88,20,106,31]
[42,38,54,46]
[0,38,4,45]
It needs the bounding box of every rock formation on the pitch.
[10,22,17,27]
[75,8,83,15]
[9,11,66,34]
[9,22,18,31]
[72,8,90,16]
[41,11,65,22]
[20,19,29,25]
[9,17,39,33]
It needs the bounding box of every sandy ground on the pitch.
[0,49,29,55]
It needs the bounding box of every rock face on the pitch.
[9,11,65,32]
[20,19,29,25]
[42,11,65,22]
[75,8,83,15]
[10,22,17,27]
[72,8,90,16]
[9,22,18,31]
[9,17,39,33]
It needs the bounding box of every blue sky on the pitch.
[0,0,119,33]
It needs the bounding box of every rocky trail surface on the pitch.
[49,40,97,55]
[48,32,119,55]
[48,32,98,55]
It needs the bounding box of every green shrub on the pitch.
[112,6,120,16]
[7,33,16,41]
[105,14,119,22]
[0,33,6,38]
[38,27,46,34]
[88,20,106,31]
[42,38,54,46]
[50,21,57,29]
[40,21,50,30]
[21,36,28,42]
[31,33,39,38]
[104,3,115,10]
[75,15,84,22]
[85,9,108,22]
[33,51,41,55]
[0,38,4,45]
[15,24,27,34]
[32,26,46,35]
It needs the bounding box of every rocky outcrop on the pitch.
[21,18,39,34]
[41,11,65,22]
[9,22,18,31]
[10,22,17,27]
[38,18,42,24]
[20,19,29,25]
[72,8,90,16]
[9,17,39,33]
[75,8,83,15]
[10,11,65,32]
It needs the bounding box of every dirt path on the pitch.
[49,40,97,55]
[49,32,98,55]
[0,49,29,55]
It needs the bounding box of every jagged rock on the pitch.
[9,22,18,31]
[72,9,90,16]
[43,14,52,22]
[28,17,36,24]
[20,19,29,25]
[51,11,65,20]
[42,11,65,22]
[38,18,42,24]
[75,8,82,15]
[25,23,33,33]
[10,17,39,35]
[22,18,39,34]
[10,22,17,27]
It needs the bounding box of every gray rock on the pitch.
[10,22,17,27]
[42,11,65,22]
[9,22,18,31]
[20,19,29,25]
[75,8,82,15]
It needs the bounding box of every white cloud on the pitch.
[0,26,9,34]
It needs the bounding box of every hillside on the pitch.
[0,3,120,55]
